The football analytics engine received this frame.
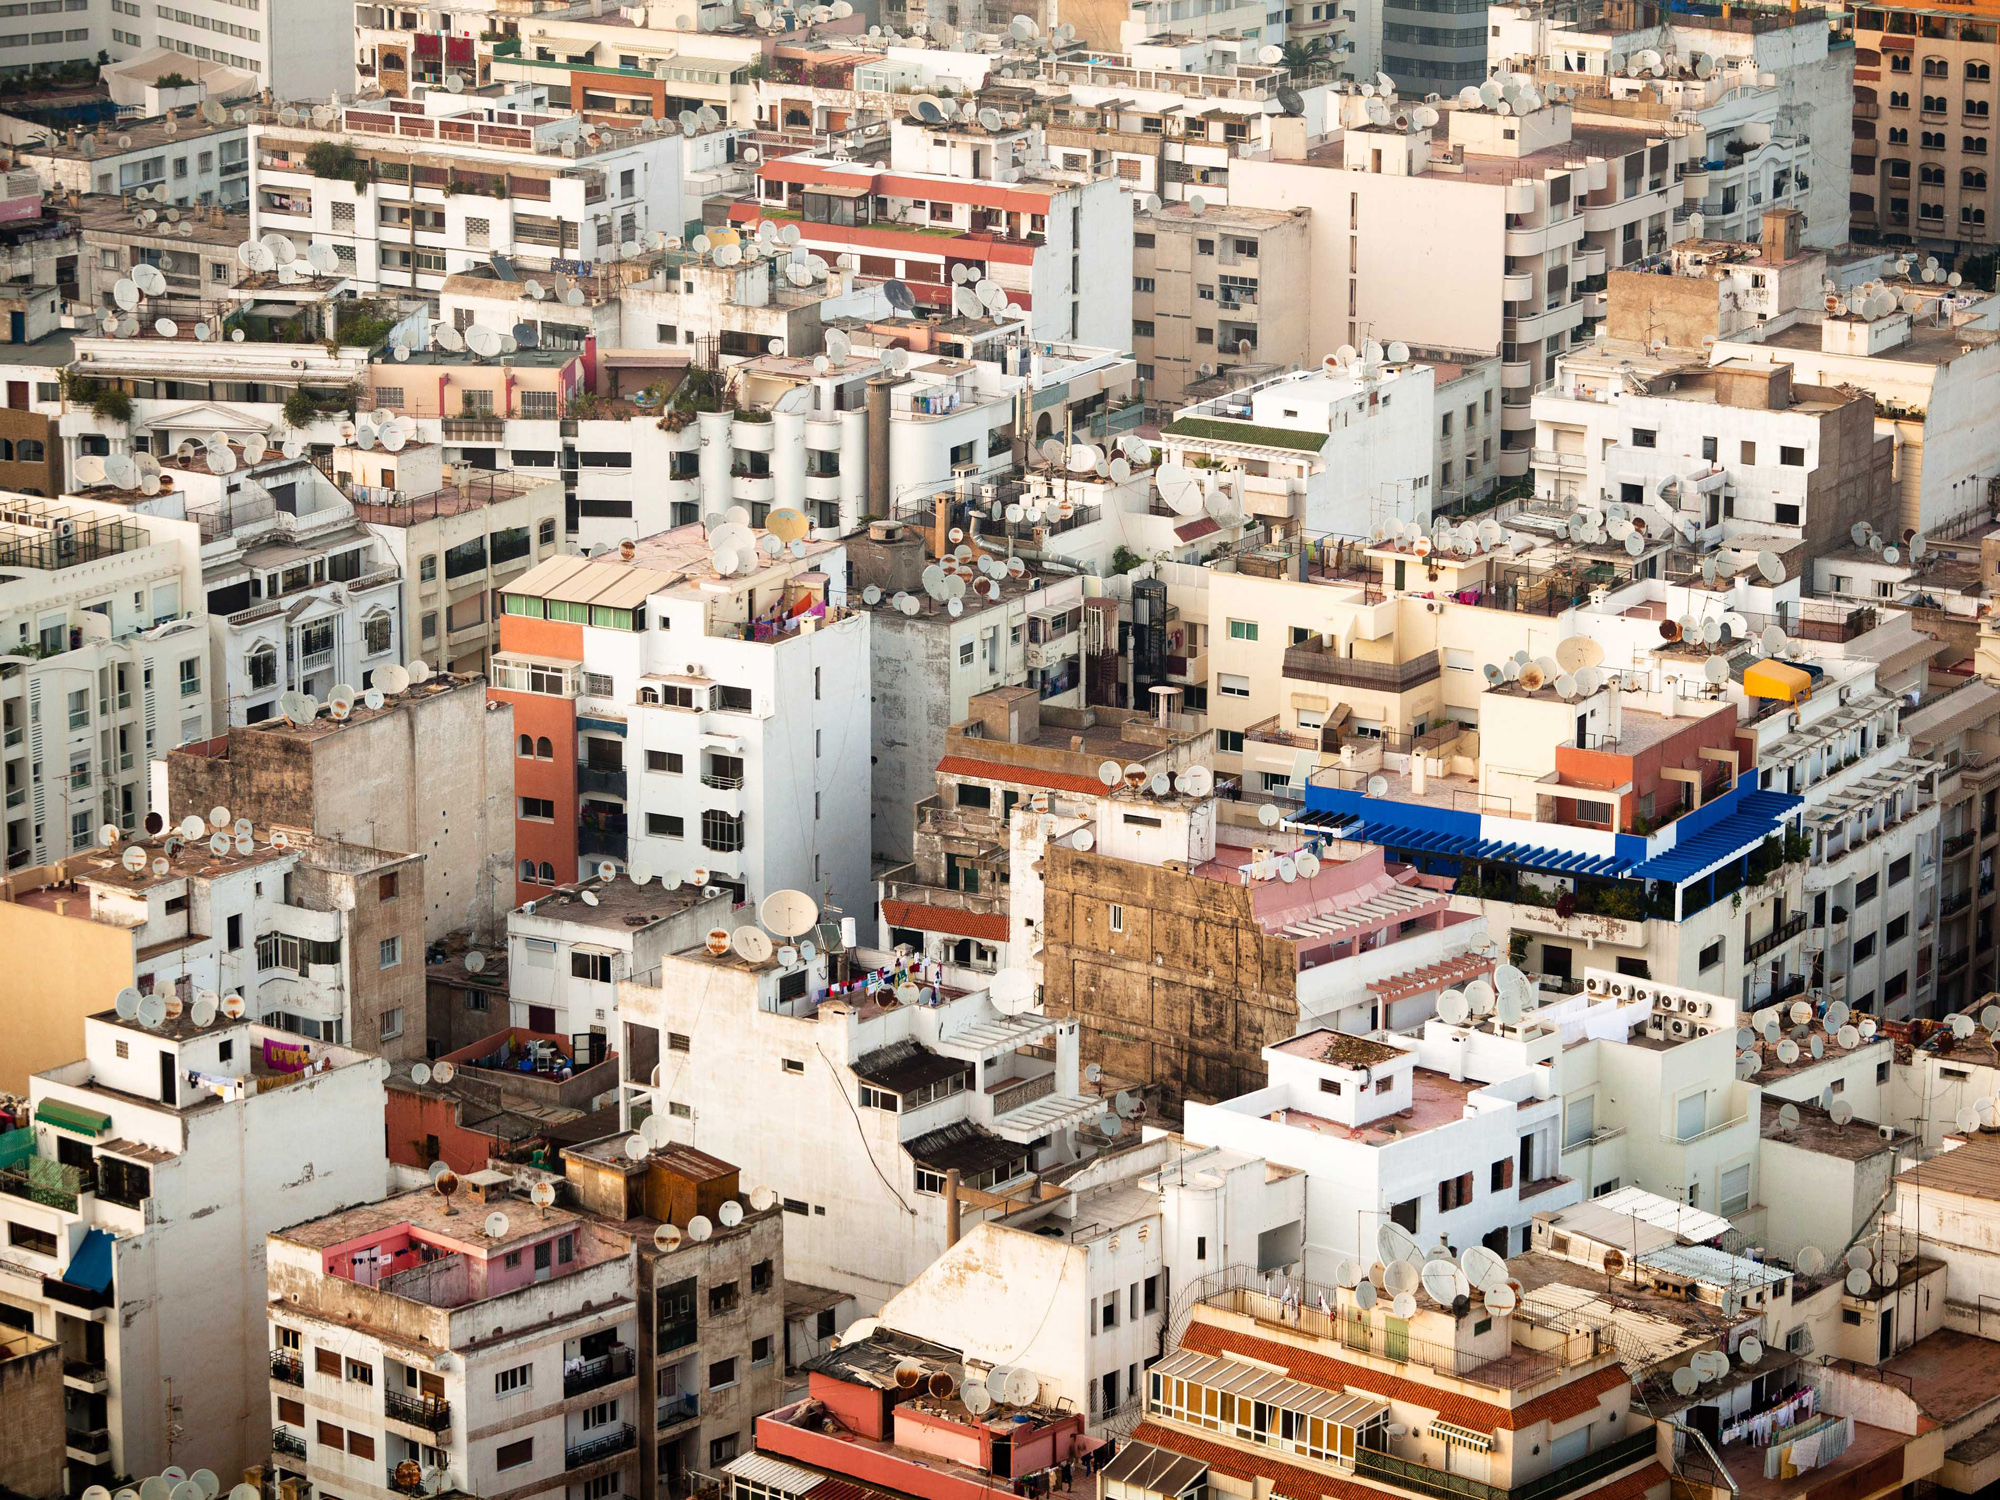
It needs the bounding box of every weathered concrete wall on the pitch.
[872,613,959,866]
[0,1336,64,1500]
[1040,846,1297,1112]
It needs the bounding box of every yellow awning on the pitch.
[1744,659,1812,704]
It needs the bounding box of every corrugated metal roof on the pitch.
[1590,1186,1736,1244]
[1637,1243,1789,1288]
[723,1453,830,1496]
[1102,1441,1210,1496]
[850,1040,970,1094]
[1152,1348,1389,1428]
[509,553,670,610]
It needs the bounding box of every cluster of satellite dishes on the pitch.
[1885,253,1965,290]
[235,232,341,286]
[1851,519,1927,569]
[519,276,591,310]
[424,317,539,363]
[1476,635,1609,701]
[1078,1060,1148,1139]
[1455,73,1544,118]
[886,1353,1043,1414]
[123,182,201,239]
[95,255,244,343]
[687,500,811,578]
[348,409,418,452]
[1155,457,1245,528]
[686,883,829,971]
[1667,1345,1757,1397]
[1732,996,1892,1083]
[1437,964,1541,1029]
[739,0,850,32]
[79,1463,242,1500]
[1374,513,1532,562]
[1324,338,1412,383]
[1607,46,1715,80]
[1335,1223,1520,1322]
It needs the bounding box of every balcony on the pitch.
[1943,890,1972,918]
[577,764,627,798]
[383,1387,452,1432]
[701,770,746,791]
[442,416,507,441]
[1943,947,1970,973]
[1746,913,1807,962]
[991,1072,1056,1116]
[1283,645,1440,693]
[578,822,627,861]
[387,1461,426,1495]
[1945,830,1976,857]
[657,1392,700,1430]
[658,1317,698,1355]
[1354,1427,1658,1500]
[65,1428,111,1460]
[565,1423,636,1469]
[1,1158,94,1212]
[1532,449,1588,472]
[564,1345,635,1397]
[64,1357,109,1392]
[271,1349,304,1385]
[1672,1111,1750,1146]
[273,1428,307,1461]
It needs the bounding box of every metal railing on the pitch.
[577,765,627,797]
[701,770,746,790]
[1353,1428,1656,1500]
[565,1422,635,1469]
[383,1387,452,1431]
[1747,913,1808,961]
[657,1392,700,1429]
[0,1158,94,1212]
[271,1350,304,1385]
[1673,1111,1750,1146]
[272,1428,306,1460]
[1284,645,1441,693]
[578,823,627,861]
[564,1345,634,1397]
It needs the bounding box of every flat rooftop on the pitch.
[74,194,244,243]
[1245,1067,1486,1146]
[276,1181,587,1253]
[1269,1030,1404,1069]
[1752,317,2000,367]
[1136,202,1302,234]
[1761,1093,1908,1159]
[184,672,485,743]
[516,875,723,932]
[28,110,243,159]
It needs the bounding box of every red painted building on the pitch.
[1550,701,1750,834]
[492,606,583,907]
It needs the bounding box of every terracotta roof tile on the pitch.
[936,754,1111,797]
[879,900,1009,941]
[1179,1323,1629,1432]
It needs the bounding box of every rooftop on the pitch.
[1245,1068,1488,1147]
[1761,1093,1908,1159]
[1269,1029,1405,1070]
[276,1180,588,1254]
[515,875,724,932]
[73,194,244,243]
[1896,1128,2000,1200]
[28,109,244,160]
[1752,317,2000,367]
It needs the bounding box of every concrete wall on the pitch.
[0,891,138,1093]
[0,1335,64,1500]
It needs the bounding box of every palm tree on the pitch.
[1280,37,1331,73]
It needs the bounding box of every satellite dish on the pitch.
[434,1061,455,1083]
[759,888,820,938]
[688,1215,714,1242]
[731,926,775,963]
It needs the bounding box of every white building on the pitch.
[21,114,251,208]
[495,529,871,912]
[0,1011,387,1490]
[251,88,710,294]
[265,1180,642,1500]
[0,495,209,866]
[617,950,1107,1309]
[505,875,731,1040]
[1161,362,1439,535]
[1491,1,1853,249]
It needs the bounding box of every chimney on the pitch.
[1411,751,1427,795]
[1760,208,1801,265]
[945,1168,962,1244]
[1611,676,1629,732]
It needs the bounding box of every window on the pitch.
[6,1221,56,1256]
[1856,874,1879,905]
[582,1399,620,1430]
[859,1085,899,1111]
[277,1397,305,1426]
[572,951,614,983]
[1218,673,1250,698]
[752,1335,774,1365]
[1134,276,1155,293]
[1631,428,1657,448]
[1780,445,1806,467]
[914,1167,946,1195]
[1438,1171,1474,1211]
[782,1058,805,1075]
[379,936,402,969]
[521,796,555,821]
[380,1007,404,1041]
[647,750,683,774]
[1217,729,1244,754]
[496,1361,533,1394]
[647,813,685,838]
[1854,934,1876,961]
[496,1438,533,1470]
[710,1435,740,1467]
[709,1357,738,1390]
[179,656,200,697]
[315,1348,342,1376]
[1888,913,1909,944]
[317,1421,345,1449]
[1109,904,1125,933]
[1720,1164,1751,1215]
[1227,618,1259,641]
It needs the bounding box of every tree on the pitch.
[1281,37,1330,73]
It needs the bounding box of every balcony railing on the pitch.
[66,1427,111,1458]
[1943,890,1972,918]
[1355,1428,1658,1500]
[564,1346,635,1397]
[578,823,627,861]
[442,415,506,440]
[702,770,746,790]
[387,1461,426,1495]
[1284,645,1441,693]
[992,1072,1056,1115]
[383,1387,452,1431]
[1673,1111,1750,1146]
[1944,830,1976,857]
[64,1357,107,1386]
[577,764,626,797]
[1,1158,94,1212]
[1747,912,1807,961]
[658,1318,698,1354]
[1943,947,1970,972]
[565,1423,636,1469]
[271,1349,304,1385]
[657,1392,700,1429]
[272,1428,306,1460]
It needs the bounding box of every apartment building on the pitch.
[265,1180,642,1500]
[0,1011,387,1489]
[1903,676,2000,1007]
[0,497,208,876]
[0,824,424,1089]
[559,1139,788,1496]
[506,875,731,1039]
[355,0,497,96]
[1530,352,1894,566]
[1132,202,1312,411]
[492,529,869,910]
[250,88,703,294]
[738,120,1134,347]
[1850,0,2000,255]
[880,683,1207,977]
[850,534,1087,866]
[1492,0,1853,250]
[1228,100,1688,477]
[23,115,250,208]
[166,671,516,943]
[74,195,249,317]
[483,1,767,127]
[1129,1273,1666,1500]
[335,439,566,676]
[1162,362,1438,535]
[618,949,1103,1308]
[0,1327,63,1500]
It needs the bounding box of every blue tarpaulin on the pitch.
[61,1227,114,1293]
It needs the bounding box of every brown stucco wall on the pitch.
[0,1335,65,1500]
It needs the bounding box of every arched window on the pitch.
[538,861,555,884]
[1970,135,1992,154]
[16,439,43,464]
[520,859,537,881]
[784,106,811,127]
[1965,168,1988,189]
[519,733,534,757]
[362,608,392,657]
[0,439,16,462]
[248,641,278,690]
[536,735,553,758]
[1922,163,1946,183]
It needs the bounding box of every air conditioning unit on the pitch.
[1586,976,1603,993]
[1670,1018,1691,1037]
[1632,986,1651,1004]
[1659,994,1682,1013]
[1610,982,1627,998]
[1689,999,1711,1018]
